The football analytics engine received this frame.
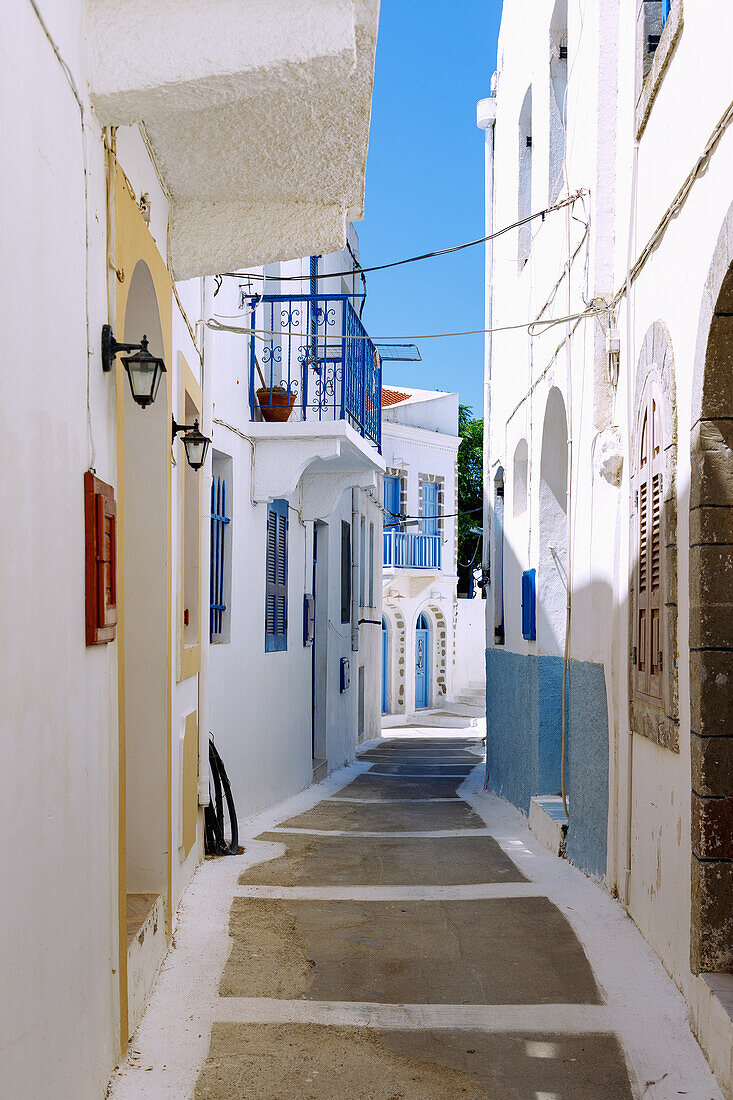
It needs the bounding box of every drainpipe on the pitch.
[351,488,360,653]
[477,89,497,646]
[623,141,640,908]
[198,274,211,807]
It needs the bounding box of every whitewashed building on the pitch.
[0,2,379,1096]
[206,230,384,814]
[381,388,461,717]
[479,0,733,1091]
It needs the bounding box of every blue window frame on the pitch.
[210,475,230,640]
[662,0,671,25]
[421,480,439,536]
[265,499,288,651]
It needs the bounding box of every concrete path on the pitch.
[108,729,723,1099]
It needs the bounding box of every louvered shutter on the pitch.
[634,390,663,701]
[265,499,288,652]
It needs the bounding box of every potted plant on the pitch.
[256,384,296,423]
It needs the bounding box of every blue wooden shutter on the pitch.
[210,475,230,640]
[521,568,536,640]
[265,499,288,651]
[384,475,400,529]
[422,480,439,535]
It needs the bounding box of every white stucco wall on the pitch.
[454,598,487,694]
[482,1,733,1089]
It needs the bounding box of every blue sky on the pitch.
[358,1,502,418]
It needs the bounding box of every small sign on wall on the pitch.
[340,657,350,693]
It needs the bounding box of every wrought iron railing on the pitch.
[383,530,442,570]
[247,293,381,450]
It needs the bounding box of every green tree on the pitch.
[457,403,484,596]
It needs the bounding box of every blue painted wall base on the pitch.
[485,649,609,878]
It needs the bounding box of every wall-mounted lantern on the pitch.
[101,324,166,408]
[172,417,211,471]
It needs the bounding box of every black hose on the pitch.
[204,737,238,856]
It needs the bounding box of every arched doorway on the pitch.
[415,612,430,709]
[690,206,733,974]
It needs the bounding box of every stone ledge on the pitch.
[529,797,568,858]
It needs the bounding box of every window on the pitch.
[209,464,231,642]
[341,520,351,623]
[634,388,663,702]
[421,480,439,535]
[265,499,288,652]
[636,0,682,140]
[84,472,117,646]
[359,515,366,607]
[368,522,375,607]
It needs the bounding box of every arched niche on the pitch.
[122,259,170,899]
[513,438,529,517]
[518,87,533,267]
[537,387,568,655]
[549,0,568,202]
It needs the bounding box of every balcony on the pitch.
[245,292,384,520]
[249,293,381,448]
[383,530,442,571]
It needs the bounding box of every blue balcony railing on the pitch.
[247,293,381,450]
[383,530,441,570]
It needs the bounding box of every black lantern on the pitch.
[101,324,166,409]
[172,417,211,471]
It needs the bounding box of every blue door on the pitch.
[415,612,429,709]
[381,617,388,713]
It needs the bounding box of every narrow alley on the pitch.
[109,728,721,1100]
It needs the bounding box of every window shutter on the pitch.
[265,499,288,651]
[85,472,117,645]
[341,520,352,623]
[634,391,663,701]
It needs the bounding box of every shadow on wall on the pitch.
[485,524,613,880]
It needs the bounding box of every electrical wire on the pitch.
[205,303,607,345]
[215,192,586,284]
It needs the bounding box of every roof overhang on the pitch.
[87,0,380,278]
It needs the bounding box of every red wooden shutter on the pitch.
[85,472,117,645]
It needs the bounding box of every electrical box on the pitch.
[303,594,315,646]
[521,569,536,641]
[340,657,350,693]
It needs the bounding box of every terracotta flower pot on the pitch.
[256,387,296,423]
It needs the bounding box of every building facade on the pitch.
[381,388,461,718]
[479,0,733,1091]
[207,233,384,815]
[1,2,379,1096]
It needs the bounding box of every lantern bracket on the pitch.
[101,323,148,372]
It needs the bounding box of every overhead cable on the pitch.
[217,191,586,284]
[205,301,607,345]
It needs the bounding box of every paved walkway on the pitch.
[109,730,722,1099]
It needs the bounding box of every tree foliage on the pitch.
[457,403,483,595]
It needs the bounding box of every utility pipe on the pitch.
[198,273,211,807]
[351,488,360,653]
[477,90,497,625]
